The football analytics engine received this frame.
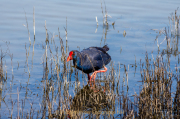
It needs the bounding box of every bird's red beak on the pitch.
[67,56,72,62]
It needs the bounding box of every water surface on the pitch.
[0,0,179,118]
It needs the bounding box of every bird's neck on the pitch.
[72,51,83,67]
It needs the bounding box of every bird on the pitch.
[67,45,111,88]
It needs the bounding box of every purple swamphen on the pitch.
[67,45,111,87]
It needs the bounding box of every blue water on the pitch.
[0,0,180,118]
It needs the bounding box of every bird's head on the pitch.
[67,51,74,62]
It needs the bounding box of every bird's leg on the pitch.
[90,66,108,91]
[91,66,107,83]
[88,74,92,86]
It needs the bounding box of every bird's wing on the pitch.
[88,47,107,53]
[81,47,111,69]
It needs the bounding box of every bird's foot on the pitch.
[90,85,106,93]
[90,86,99,92]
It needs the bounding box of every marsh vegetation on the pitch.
[0,3,180,119]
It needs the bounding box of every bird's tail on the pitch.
[103,45,109,51]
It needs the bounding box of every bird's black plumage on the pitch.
[71,45,111,74]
